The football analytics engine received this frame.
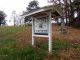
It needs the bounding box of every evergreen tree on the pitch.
[25,0,40,24]
[27,0,40,12]
[0,11,6,26]
[69,0,80,28]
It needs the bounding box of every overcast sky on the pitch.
[0,0,50,19]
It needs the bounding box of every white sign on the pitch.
[33,17,48,35]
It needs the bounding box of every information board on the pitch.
[34,17,49,35]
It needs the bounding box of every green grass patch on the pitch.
[0,45,46,60]
[0,38,16,48]
[0,26,25,37]
[0,40,80,60]
[52,40,71,50]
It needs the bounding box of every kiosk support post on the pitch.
[32,17,34,46]
[48,12,52,53]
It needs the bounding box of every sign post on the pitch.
[32,17,35,46]
[48,12,52,53]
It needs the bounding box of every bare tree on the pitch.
[48,0,67,33]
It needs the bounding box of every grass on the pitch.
[0,41,46,60]
[0,46,47,60]
[0,26,80,60]
[0,26,47,60]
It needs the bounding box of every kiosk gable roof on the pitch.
[22,5,62,17]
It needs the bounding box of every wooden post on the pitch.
[48,12,52,53]
[32,17,35,46]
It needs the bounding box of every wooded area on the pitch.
[49,0,80,28]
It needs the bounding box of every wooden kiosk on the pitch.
[22,5,61,53]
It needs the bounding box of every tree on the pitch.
[27,0,40,12]
[0,11,6,26]
[69,0,80,28]
[48,0,80,28]
[48,0,67,33]
[25,0,40,24]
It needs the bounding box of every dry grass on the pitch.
[52,24,80,44]
[15,25,80,45]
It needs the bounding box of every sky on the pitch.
[0,0,50,19]
[0,0,50,26]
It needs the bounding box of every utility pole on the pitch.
[12,11,16,26]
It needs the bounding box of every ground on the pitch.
[0,25,80,60]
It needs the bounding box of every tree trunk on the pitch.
[60,17,66,34]
[0,21,1,26]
